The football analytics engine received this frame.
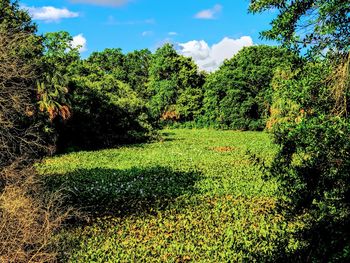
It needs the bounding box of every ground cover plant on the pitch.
[37,129,301,262]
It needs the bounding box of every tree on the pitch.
[0,0,36,33]
[0,3,65,262]
[148,44,204,122]
[55,49,155,151]
[124,49,152,99]
[38,31,80,122]
[87,48,127,81]
[249,0,350,56]
[202,45,299,130]
[0,1,46,168]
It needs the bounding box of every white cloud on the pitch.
[142,31,153,37]
[168,32,178,36]
[195,4,222,19]
[70,0,130,7]
[178,36,253,72]
[25,6,79,22]
[71,34,87,52]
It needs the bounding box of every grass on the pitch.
[37,129,298,262]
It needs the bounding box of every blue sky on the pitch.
[21,0,276,71]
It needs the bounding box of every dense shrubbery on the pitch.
[266,59,350,261]
[250,0,350,261]
[38,42,156,151]
[57,71,154,151]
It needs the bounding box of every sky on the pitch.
[21,0,277,71]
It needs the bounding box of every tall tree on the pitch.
[38,31,80,121]
[0,0,36,33]
[124,49,152,99]
[87,48,126,81]
[249,0,350,56]
[55,48,155,151]
[203,45,299,130]
[148,44,204,122]
[0,0,46,168]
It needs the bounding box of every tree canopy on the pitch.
[249,0,350,56]
[148,44,205,122]
[202,45,299,130]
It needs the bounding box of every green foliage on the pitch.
[124,49,152,99]
[0,0,36,33]
[38,31,80,121]
[38,129,299,262]
[87,48,127,81]
[55,52,155,151]
[249,0,350,56]
[266,59,350,261]
[249,0,350,260]
[148,44,205,122]
[202,45,299,130]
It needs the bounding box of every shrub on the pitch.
[56,72,155,151]
[0,167,71,262]
[268,57,350,261]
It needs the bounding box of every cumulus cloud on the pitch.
[178,36,253,72]
[71,34,87,52]
[25,6,79,22]
[70,0,130,7]
[168,32,178,36]
[195,4,222,19]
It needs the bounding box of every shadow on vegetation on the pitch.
[159,131,186,142]
[159,137,185,142]
[57,131,180,154]
[42,166,200,218]
[161,132,176,137]
[282,216,350,262]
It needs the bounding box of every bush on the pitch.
[56,71,155,151]
[0,167,70,262]
[268,58,350,261]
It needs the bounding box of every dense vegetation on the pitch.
[39,129,290,262]
[250,0,350,260]
[202,45,300,130]
[0,0,349,261]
